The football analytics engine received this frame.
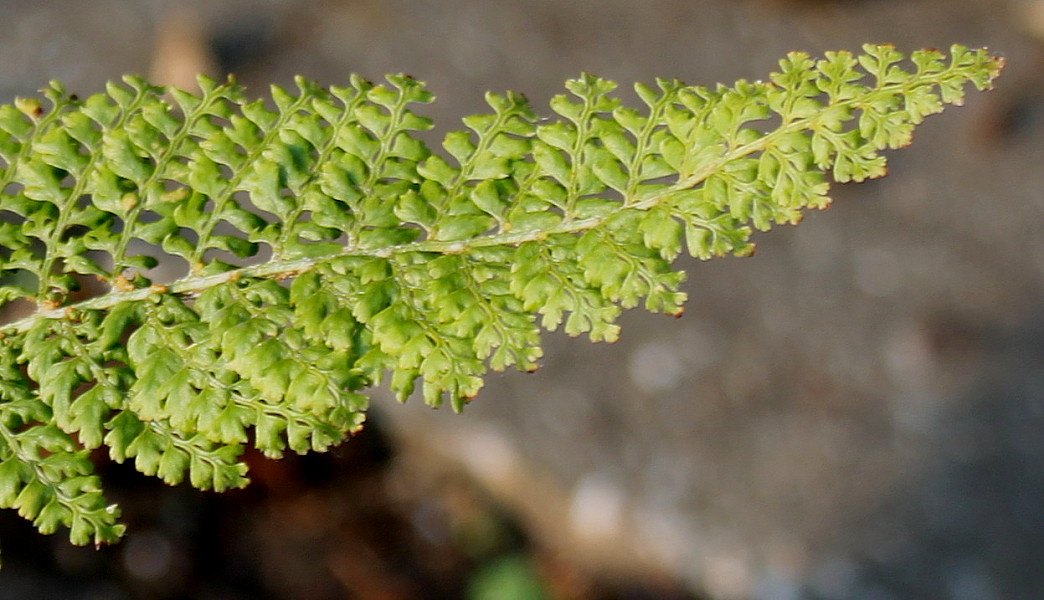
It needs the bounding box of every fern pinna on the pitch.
[0,45,1001,555]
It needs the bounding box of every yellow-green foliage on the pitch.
[0,45,1002,554]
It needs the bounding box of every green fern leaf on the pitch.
[0,44,1002,554]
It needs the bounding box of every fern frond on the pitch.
[0,44,1002,551]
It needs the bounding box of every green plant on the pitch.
[0,44,1002,559]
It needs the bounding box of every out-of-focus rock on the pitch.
[149,7,218,90]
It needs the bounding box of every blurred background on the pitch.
[1,0,1043,598]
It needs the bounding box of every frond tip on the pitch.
[0,45,1002,551]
